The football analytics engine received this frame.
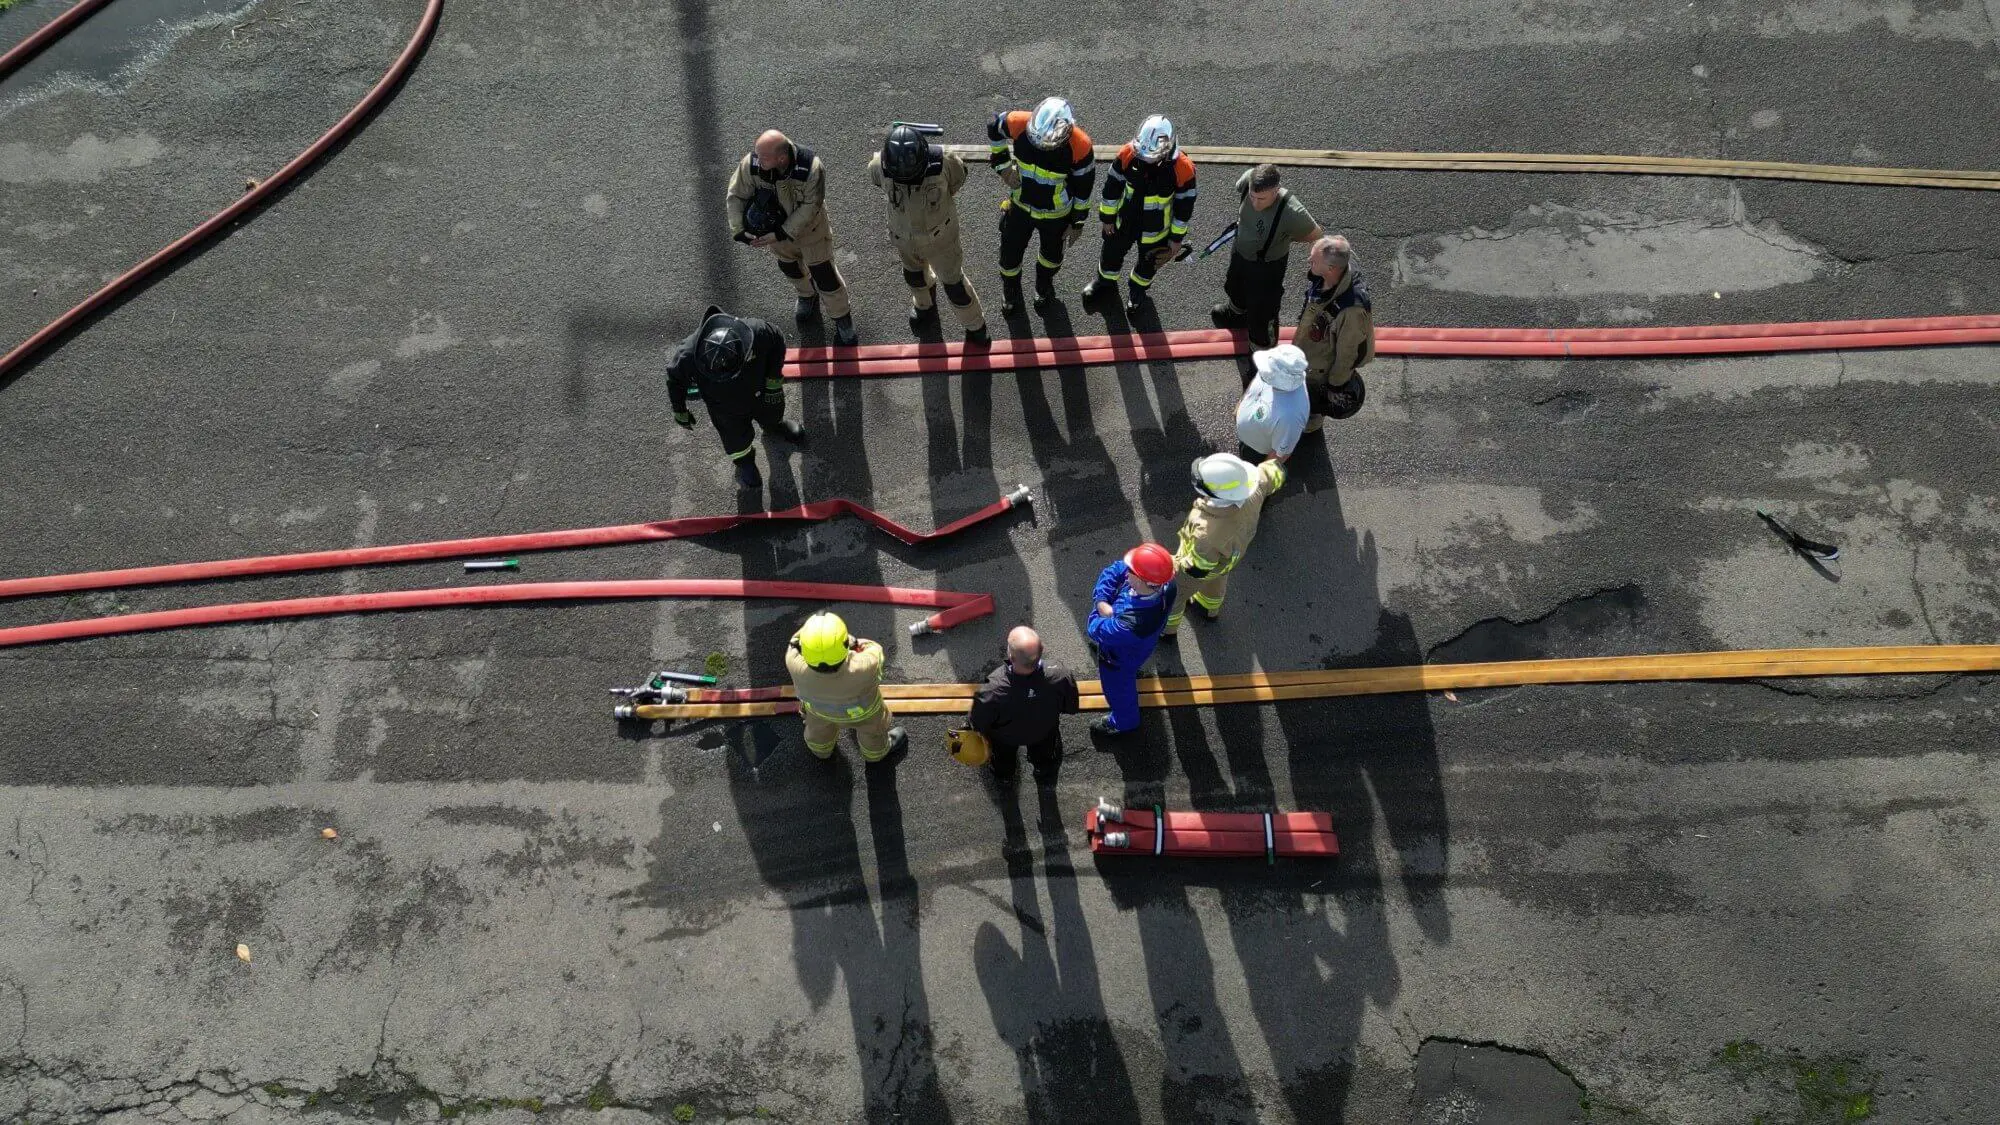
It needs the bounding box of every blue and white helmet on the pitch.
[1134,114,1175,162]
[1028,96,1076,147]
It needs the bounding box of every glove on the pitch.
[1065,224,1084,246]
[1101,220,1117,237]
[673,410,697,429]
[1156,240,1182,264]
[999,165,1021,189]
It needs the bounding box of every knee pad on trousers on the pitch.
[777,259,807,279]
[942,280,974,307]
[807,260,844,292]
[902,268,929,290]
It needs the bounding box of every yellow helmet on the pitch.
[795,611,852,669]
[946,727,990,768]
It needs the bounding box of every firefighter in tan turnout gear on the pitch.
[868,123,990,344]
[728,129,860,346]
[784,612,907,762]
[1164,453,1287,637]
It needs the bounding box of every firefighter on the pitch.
[1082,115,1197,314]
[1295,235,1375,430]
[867,123,990,344]
[1086,543,1177,739]
[988,96,1097,314]
[727,130,859,346]
[1164,453,1287,638]
[667,305,803,491]
[784,612,907,764]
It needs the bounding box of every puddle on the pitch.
[1,0,259,88]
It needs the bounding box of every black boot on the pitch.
[764,418,806,444]
[1080,276,1116,305]
[1033,265,1059,308]
[1211,302,1244,327]
[734,453,762,490]
[908,288,938,325]
[794,294,820,322]
[1124,284,1152,315]
[831,315,858,346]
[964,326,991,346]
[1000,275,1024,315]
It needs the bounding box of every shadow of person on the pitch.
[1092,465,1450,1122]
[974,786,1143,1121]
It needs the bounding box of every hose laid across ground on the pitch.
[0,580,994,648]
[0,489,1030,600]
[627,644,2000,719]
[0,0,112,79]
[785,316,2000,379]
[0,0,443,381]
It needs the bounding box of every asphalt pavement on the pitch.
[2,0,1998,1121]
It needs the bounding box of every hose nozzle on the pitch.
[1095,797,1124,823]
[1103,831,1130,849]
[1004,484,1034,507]
[908,618,937,637]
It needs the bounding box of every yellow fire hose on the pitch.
[943,144,2000,192]
[628,644,2000,721]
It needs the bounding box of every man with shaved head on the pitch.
[966,625,1081,788]
[727,129,859,345]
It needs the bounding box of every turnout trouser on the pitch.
[895,229,986,330]
[998,205,1074,290]
[771,229,852,319]
[1223,253,1289,348]
[801,702,895,761]
[1164,565,1231,633]
[1098,219,1172,291]
[710,397,788,462]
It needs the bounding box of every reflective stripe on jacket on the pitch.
[1100,145,1197,243]
[988,111,1097,221]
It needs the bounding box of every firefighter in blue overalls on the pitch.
[1083,115,1198,314]
[1085,542,1178,739]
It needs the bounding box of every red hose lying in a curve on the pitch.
[0,580,994,649]
[0,489,1031,601]
[0,0,443,381]
[784,315,2000,378]
[0,0,113,79]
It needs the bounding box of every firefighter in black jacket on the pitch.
[667,306,804,491]
[966,626,1081,787]
[988,96,1097,313]
[1083,115,1197,314]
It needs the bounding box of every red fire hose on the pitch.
[1085,800,1340,861]
[0,488,1030,600]
[0,0,443,381]
[0,579,993,649]
[785,315,2000,379]
[0,0,113,79]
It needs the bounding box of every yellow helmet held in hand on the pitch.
[946,727,990,768]
[795,611,852,670]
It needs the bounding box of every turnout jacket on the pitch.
[987,111,1097,222]
[1100,145,1197,243]
[785,636,887,721]
[1086,559,1176,670]
[968,661,1081,747]
[1175,461,1287,579]
[665,307,786,416]
[726,142,831,243]
[1296,268,1375,386]
[867,147,968,243]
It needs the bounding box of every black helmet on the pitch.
[698,312,752,378]
[881,124,932,184]
[742,188,786,237]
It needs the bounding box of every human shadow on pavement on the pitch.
[1097,468,1450,1123]
[974,785,1143,1121]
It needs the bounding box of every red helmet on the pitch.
[1123,542,1175,586]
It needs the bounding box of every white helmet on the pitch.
[1134,115,1175,162]
[1253,344,1308,392]
[1028,96,1076,147]
[1191,452,1257,506]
